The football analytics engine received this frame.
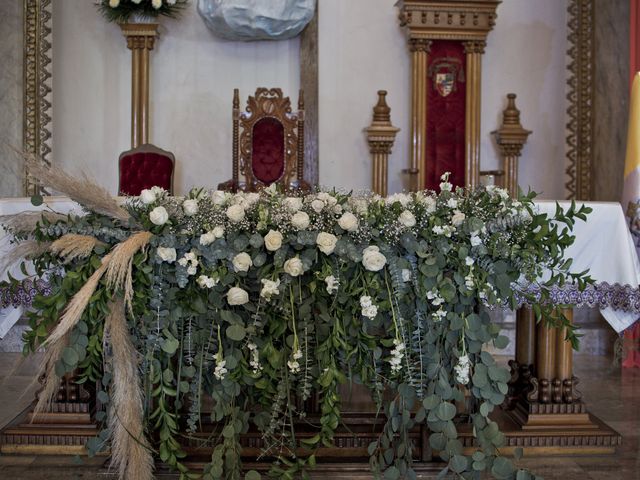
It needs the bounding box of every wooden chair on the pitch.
[118,143,175,196]
[219,88,310,193]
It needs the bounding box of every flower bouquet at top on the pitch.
[97,0,189,24]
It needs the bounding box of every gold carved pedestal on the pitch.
[119,23,159,148]
[365,91,400,196]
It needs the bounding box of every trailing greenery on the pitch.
[3,179,591,480]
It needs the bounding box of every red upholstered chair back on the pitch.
[119,144,175,196]
[219,88,310,193]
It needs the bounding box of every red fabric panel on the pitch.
[425,40,466,191]
[251,117,285,185]
[623,322,640,367]
[119,151,173,196]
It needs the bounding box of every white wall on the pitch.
[52,0,567,198]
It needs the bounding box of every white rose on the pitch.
[227,287,249,306]
[183,199,199,216]
[333,204,343,214]
[291,211,310,230]
[226,204,245,223]
[200,231,216,246]
[149,206,169,225]
[283,197,303,212]
[264,230,283,251]
[213,226,225,238]
[156,247,176,263]
[338,212,359,232]
[140,189,156,204]
[451,210,466,226]
[211,190,227,205]
[398,210,416,227]
[362,245,387,272]
[316,192,331,202]
[283,256,304,277]
[232,252,253,272]
[311,199,325,213]
[316,232,337,255]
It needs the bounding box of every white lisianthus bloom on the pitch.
[109,0,120,7]
[362,305,378,319]
[439,181,452,192]
[139,188,156,204]
[349,198,368,215]
[187,265,197,276]
[151,0,162,9]
[402,269,412,282]
[454,354,471,385]
[183,199,199,216]
[284,256,304,277]
[360,295,373,308]
[260,278,281,300]
[398,210,416,227]
[470,234,482,247]
[338,212,359,232]
[447,198,458,209]
[213,226,225,238]
[232,252,253,272]
[316,232,338,255]
[213,357,228,380]
[149,206,169,225]
[324,275,339,294]
[226,204,245,223]
[421,195,437,214]
[211,190,228,205]
[389,339,406,373]
[227,287,249,306]
[311,199,325,213]
[465,256,475,266]
[283,197,303,212]
[264,230,283,251]
[156,247,176,263]
[288,348,303,373]
[247,342,262,373]
[290,211,310,230]
[200,231,216,246]
[362,245,386,271]
[385,193,411,207]
[451,210,466,226]
[197,275,218,289]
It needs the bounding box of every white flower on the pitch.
[386,193,411,207]
[211,190,228,206]
[316,232,338,255]
[432,225,453,237]
[433,309,447,321]
[187,265,198,276]
[183,199,199,216]
[260,278,280,300]
[420,195,437,213]
[214,358,228,380]
[402,269,412,282]
[470,234,482,247]
[349,198,368,215]
[284,256,304,277]
[232,252,253,272]
[362,245,386,271]
[197,275,218,289]
[454,354,471,385]
[213,226,225,238]
[156,247,176,263]
[440,181,452,192]
[324,275,339,294]
[264,230,283,251]
[283,197,303,212]
[447,198,458,209]
[332,204,343,214]
[149,206,169,225]
[398,210,416,227]
[178,257,188,267]
[465,273,474,289]
[227,287,249,306]
[360,295,373,308]
[200,231,216,246]
[151,0,162,9]
[140,188,156,204]
[338,212,359,232]
[226,204,245,223]
[290,211,310,230]
[132,0,142,4]
[451,210,466,226]
[311,199,325,213]
[362,305,378,319]
[109,0,120,7]
[465,256,475,266]
[247,342,262,373]
[389,339,405,373]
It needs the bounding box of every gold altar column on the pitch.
[406,39,431,192]
[463,41,485,189]
[120,23,159,148]
[366,91,400,196]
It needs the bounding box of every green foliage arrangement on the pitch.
[97,0,189,24]
[3,176,591,480]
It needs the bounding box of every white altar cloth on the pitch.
[1,198,639,336]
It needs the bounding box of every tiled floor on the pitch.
[0,353,638,479]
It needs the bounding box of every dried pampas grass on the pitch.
[18,149,131,224]
[0,240,51,277]
[33,335,68,415]
[0,211,68,236]
[105,297,154,480]
[50,234,105,263]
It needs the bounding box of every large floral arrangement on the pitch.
[97,0,189,24]
[2,162,590,480]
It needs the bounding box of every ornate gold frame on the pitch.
[23,0,53,196]
[565,0,594,200]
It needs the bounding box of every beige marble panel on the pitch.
[0,1,24,197]
[593,0,629,202]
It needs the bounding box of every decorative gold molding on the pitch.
[566,0,594,200]
[23,0,53,196]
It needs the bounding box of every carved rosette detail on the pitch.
[23,0,53,196]
[408,38,432,53]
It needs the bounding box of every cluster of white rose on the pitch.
[454,354,471,385]
[108,0,176,10]
[388,339,406,374]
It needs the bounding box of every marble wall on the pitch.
[593,0,629,202]
[0,2,24,197]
